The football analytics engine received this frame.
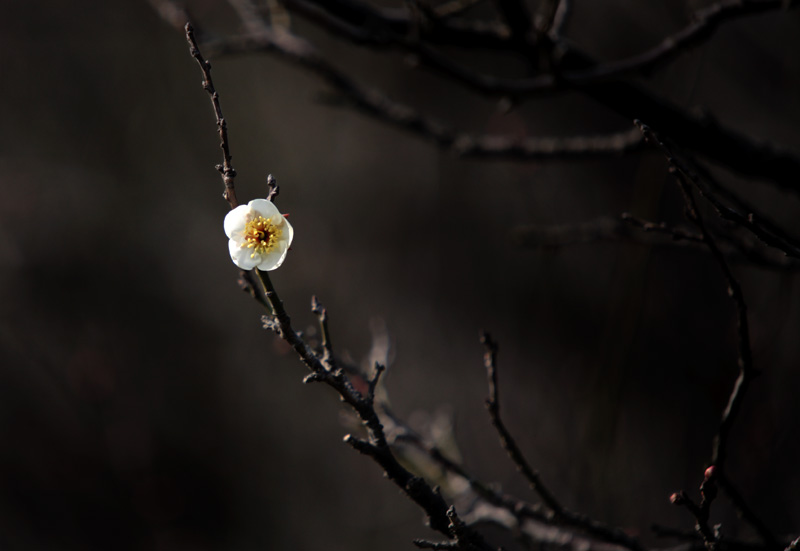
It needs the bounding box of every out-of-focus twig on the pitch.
[259,0,800,192]
[513,215,798,271]
[434,0,485,19]
[202,27,642,160]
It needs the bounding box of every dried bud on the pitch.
[670,492,685,505]
[704,465,717,481]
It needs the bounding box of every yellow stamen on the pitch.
[243,215,282,259]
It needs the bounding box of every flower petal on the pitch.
[280,216,294,249]
[257,246,289,271]
[229,238,259,270]
[248,198,282,220]
[224,204,250,238]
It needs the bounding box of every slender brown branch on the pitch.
[311,295,334,366]
[654,148,755,473]
[640,122,778,548]
[185,23,239,209]
[479,331,646,551]
[670,169,756,472]
[480,332,564,516]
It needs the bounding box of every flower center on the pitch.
[243,215,282,258]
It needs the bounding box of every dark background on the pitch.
[1,1,799,549]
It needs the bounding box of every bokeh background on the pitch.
[1,1,799,549]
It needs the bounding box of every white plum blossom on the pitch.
[224,198,294,270]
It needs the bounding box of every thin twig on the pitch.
[185,23,239,209]
[367,362,385,404]
[479,331,645,551]
[688,161,800,256]
[480,332,564,516]
[311,295,334,366]
[669,479,719,551]
[670,159,755,472]
[640,121,778,548]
